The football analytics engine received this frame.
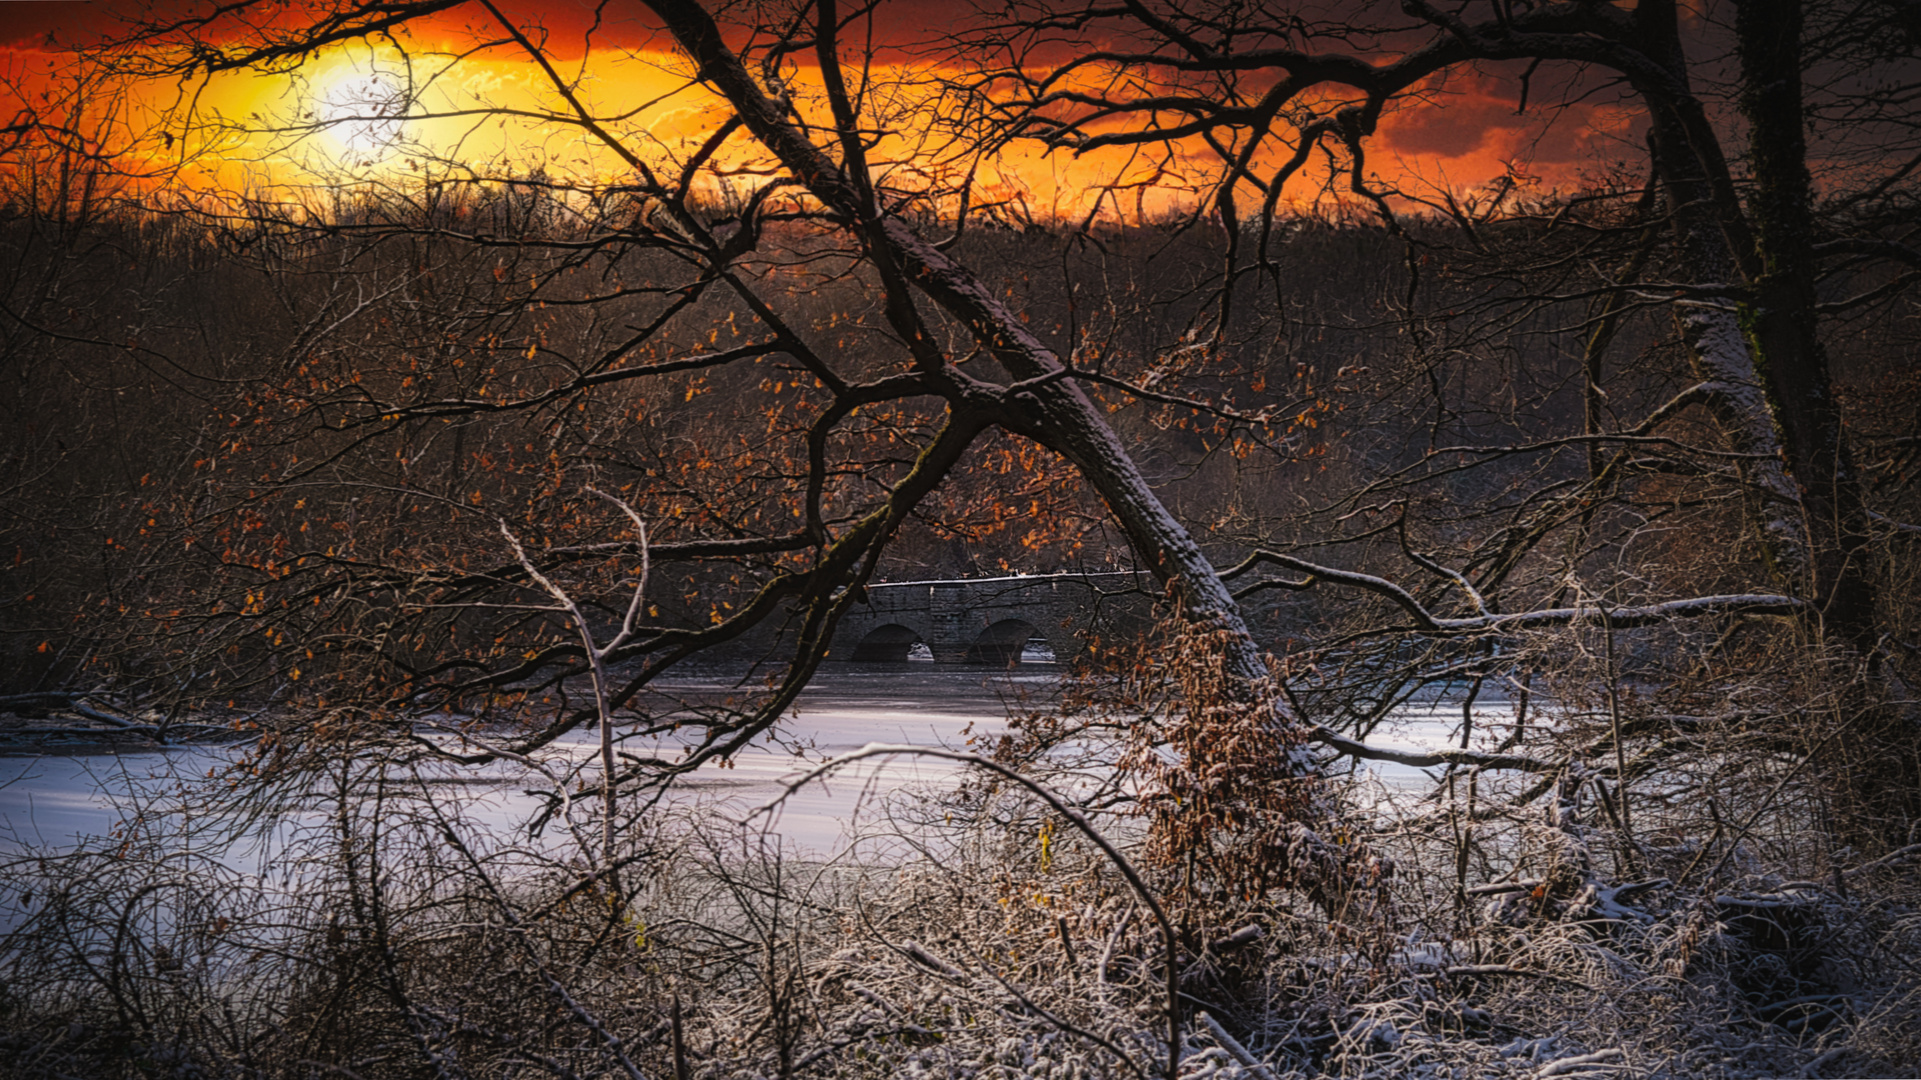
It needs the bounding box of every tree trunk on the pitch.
[1735,0,1915,830]
[1633,4,1811,589]
[1734,0,1878,654]
[1638,0,1910,832]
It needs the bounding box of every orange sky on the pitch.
[0,1,1648,221]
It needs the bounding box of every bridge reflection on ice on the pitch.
[893,638,1054,664]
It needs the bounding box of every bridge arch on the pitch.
[849,622,929,663]
[966,618,1037,666]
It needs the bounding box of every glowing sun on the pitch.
[317,72,407,159]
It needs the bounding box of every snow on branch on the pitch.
[1308,724,1560,773]
[1224,550,1805,633]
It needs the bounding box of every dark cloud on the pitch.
[1375,63,1644,178]
[0,0,982,54]
[0,2,117,47]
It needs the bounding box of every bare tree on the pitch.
[31,0,1490,907]
[947,0,1919,829]
[6,3,1921,1076]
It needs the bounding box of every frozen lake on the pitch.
[0,664,1489,859]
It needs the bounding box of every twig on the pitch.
[752,743,1183,1079]
[1196,1011,1278,1080]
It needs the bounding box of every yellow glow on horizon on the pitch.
[3,34,1563,224]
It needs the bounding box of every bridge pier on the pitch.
[926,583,973,664]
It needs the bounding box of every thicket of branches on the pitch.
[3,0,1921,1076]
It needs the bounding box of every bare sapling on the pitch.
[497,489,650,880]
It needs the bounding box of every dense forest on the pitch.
[2,0,1919,1076]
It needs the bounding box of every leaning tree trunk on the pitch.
[632,0,1280,717]
[639,0,1391,907]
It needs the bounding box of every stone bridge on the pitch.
[828,572,1151,666]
